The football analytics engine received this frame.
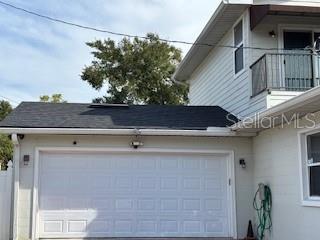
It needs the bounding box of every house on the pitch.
[2,1,320,240]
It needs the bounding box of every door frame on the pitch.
[278,25,320,88]
[31,147,237,240]
[278,24,320,49]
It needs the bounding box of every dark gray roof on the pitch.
[0,102,238,130]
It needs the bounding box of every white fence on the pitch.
[0,161,13,240]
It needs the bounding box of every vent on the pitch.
[89,103,129,108]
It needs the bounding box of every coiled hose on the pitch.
[253,185,272,240]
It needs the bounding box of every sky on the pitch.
[0,0,220,106]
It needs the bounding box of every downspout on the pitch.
[11,134,20,240]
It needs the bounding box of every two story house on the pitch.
[173,0,320,239]
[2,1,320,240]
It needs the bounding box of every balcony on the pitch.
[251,52,320,97]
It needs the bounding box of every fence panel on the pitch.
[0,161,13,240]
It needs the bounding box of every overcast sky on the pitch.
[0,0,220,106]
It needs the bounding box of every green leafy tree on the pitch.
[81,33,189,104]
[0,100,13,170]
[0,100,12,121]
[0,135,13,170]
[40,94,67,103]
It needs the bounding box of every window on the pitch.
[300,131,320,206]
[306,134,320,197]
[234,20,244,74]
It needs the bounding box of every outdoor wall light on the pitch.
[18,134,25,140]
[130,129,143,149]
[269,30,276,38]
[23,155,30,166]
[239,158,246,168]
[130,140,144,149]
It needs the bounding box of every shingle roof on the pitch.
[0,102,238,130]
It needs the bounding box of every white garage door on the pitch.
[38,151,231,238]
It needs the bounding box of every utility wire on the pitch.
[0,0,311,51]
[0,94,19,105]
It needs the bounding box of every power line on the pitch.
[0,95,19,105]
[0,0,305,51]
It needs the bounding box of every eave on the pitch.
[173,1,251,82]
[250,4,320,30]
[231,86,320,134]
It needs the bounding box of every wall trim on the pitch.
[11,134,20,240]
[0,127,256,137]
[298,124,320,207]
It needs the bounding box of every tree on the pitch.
[81,33,189,104]
[0,135,13,170]
[0,100,13,170]
[0,100,12,121]
[40,94,67,103]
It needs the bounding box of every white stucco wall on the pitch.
[16,134,253,240]
[253,114,320,240]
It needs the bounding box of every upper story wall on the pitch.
[188,9,268,118]
[188,2,320,118]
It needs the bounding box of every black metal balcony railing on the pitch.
[251,52,320,97]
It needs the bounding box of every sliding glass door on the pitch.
[283,31,313,91]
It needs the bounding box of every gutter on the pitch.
[0,127,256,137]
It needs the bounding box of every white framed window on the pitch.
[234,20,244,74]
[300,129,320,206]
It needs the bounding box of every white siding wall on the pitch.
[189,11,320,118]
[16,135,253,240]
[250,17,278,64]
[189,10,268,118]
[253,113,320,240]
[266,91,304,108]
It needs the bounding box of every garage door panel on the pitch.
[138,157,157,169]
[40,196,65,210]
[88,219,112,233]
[67,220,87,233]
[42,220,64,234]
[39,152,231,238]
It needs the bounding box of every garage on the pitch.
[37,150,233,238]
[0,103,245,239]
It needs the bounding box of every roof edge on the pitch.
[173,0,252,81]
[0,127,255,137]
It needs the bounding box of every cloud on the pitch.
[0,0,220,105]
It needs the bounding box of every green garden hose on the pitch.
[253,185,272,240]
